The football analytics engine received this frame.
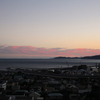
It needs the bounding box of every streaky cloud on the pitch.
[0,45,100,57]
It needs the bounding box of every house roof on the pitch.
[16,96,33,100]
[48,93,63,96]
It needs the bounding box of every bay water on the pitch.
[0,59,100,70]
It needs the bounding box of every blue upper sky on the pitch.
[0,0,100,58]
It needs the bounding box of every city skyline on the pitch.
[0,0,100,58]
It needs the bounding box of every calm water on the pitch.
[0,59,100,70]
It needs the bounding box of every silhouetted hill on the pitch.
[82,55,100,59]
[53,56,79,59]
[53,55,100,59]
[53,57,68,59]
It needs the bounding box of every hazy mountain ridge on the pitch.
[82,55,100,59]
[53,56,80,59]
[54,55,100,59]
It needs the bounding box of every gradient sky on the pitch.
[0,0,100,58]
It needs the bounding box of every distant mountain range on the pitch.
[53,55,100,59]
[53,56,81,59]
[82,55,100,59]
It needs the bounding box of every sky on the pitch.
[0,0,100,58]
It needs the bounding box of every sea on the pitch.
[0,58,100,70]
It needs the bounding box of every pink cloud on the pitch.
[0,45,100,58]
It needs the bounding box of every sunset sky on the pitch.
[0,0,100,58]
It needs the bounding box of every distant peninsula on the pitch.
[82,55,100,59]
[54,57,68,59]
[53,56,79,59]
[53,55,100,59]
